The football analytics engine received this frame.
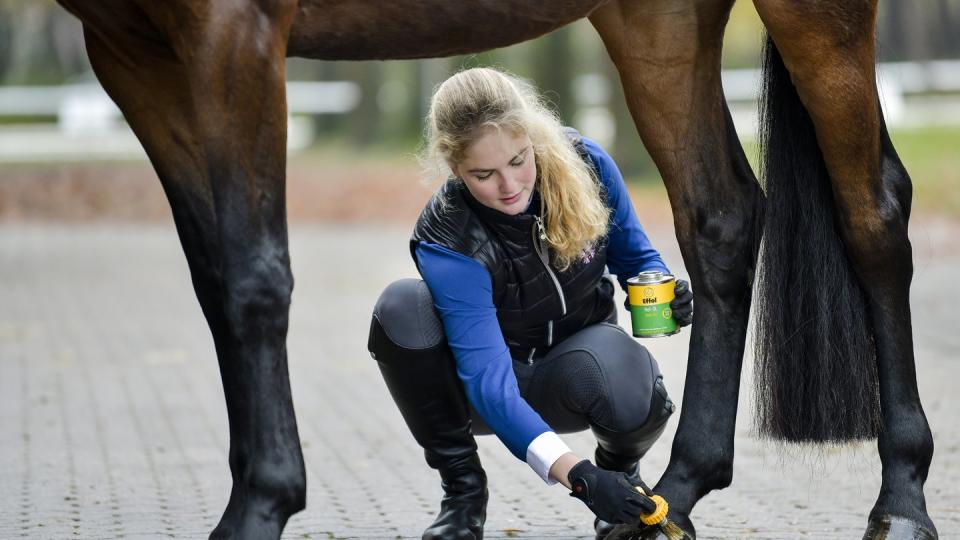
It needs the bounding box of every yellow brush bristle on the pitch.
[633,486,690,540]
[658,520,687,540]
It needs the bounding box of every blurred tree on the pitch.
[601,47,658,181]
[0,3,11,77]
[48,7,89,77]
[879,0,960,61]
[721,0,764,69]
[377,60,423,145]
[933,0,957,58]
[1,0,91,84]
[3,0,958,164]
[344,60,383,147]
[531,27,574,122]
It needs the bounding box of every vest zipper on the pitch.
[533,216,567,315]
[533,215,567,347]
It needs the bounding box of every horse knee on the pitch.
[222,253,293,337]
[368,278,445,365]
[837,171,912,288]
[683,203,759,304]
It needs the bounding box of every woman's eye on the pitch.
[510,159,524,167]
[476,172,493,180]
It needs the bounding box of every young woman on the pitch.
[368,67,693,539]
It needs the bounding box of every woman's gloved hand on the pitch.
[671,279,693,327]
[567,460,651,524]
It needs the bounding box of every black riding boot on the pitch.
[592,376,674,540]
[369,279,487,540]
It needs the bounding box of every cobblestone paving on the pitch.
[0,222,957,539]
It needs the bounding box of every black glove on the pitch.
[670,279,693,327]
[567,460,654,524]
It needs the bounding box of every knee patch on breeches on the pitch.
[368,278,445,361]
[592,375,673,459]
[526,350,615,431]
[546,323,674,458]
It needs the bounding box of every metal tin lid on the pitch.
[627,270,674,285]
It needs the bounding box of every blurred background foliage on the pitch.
[1,0,959,215]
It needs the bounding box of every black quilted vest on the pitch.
[410,130,616,361]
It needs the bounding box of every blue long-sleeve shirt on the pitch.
[415,137,669,481]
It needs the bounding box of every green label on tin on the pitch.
[630,302,678,337]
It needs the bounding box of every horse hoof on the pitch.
[602,517,695,540]
[209,492,295,540]
[863,515,937,540]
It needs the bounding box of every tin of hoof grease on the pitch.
[627,271,679,338]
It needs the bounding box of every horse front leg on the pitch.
[591,0,763,536]
[755,1,936,538]
[82,2,305,538]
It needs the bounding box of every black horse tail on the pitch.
[753,35,881,443]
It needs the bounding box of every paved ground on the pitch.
[1,220,958,539]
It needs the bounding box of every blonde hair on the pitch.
[422,67,610,271]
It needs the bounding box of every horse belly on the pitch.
[287,0,608,60]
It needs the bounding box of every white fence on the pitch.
[0,81,359,162]
[568,60,960,150]
[1,60,958,162]
[721,60,960,136]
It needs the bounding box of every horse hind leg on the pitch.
[754,1,936,537]
[82,3,306,538]
[591,0,764,536]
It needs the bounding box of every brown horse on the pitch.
[53,1,936,539]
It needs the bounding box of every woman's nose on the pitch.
[499,170,518,192]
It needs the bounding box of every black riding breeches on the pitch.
[369,278,673,458]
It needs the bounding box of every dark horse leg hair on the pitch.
[591,0,763,535]
[80,4,307,538]
[754,0,936,532]
[754,35,881,443]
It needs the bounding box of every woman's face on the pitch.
[451,126,537,216]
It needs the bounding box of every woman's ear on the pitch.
[448,162,462,180]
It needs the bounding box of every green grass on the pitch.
[890,126,960,216]
[627,126,960,218]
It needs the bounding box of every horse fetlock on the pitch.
[702,462,733,493]
[684,451,734,494]
[666,450,734,500]
[211,462,304,540]
[880,425,934,483]
[245,461,307,516]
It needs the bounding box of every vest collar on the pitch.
[456,180,541,227]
